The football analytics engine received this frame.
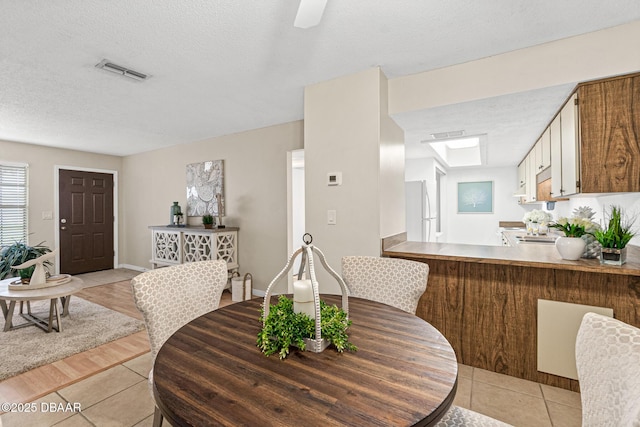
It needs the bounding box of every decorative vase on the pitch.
[581,234,601,259]
[527,221,540,236]
[170,202,182,225]
[555,236,586,261]
[600,247,627,266]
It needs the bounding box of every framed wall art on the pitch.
[457,181,493,214]
[186,160,224,216]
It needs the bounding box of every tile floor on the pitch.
[0,269,583,426]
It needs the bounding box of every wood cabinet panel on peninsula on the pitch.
[383,239,640,392]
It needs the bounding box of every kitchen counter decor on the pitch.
[549,216,591,261]
[523,210,552,236]
[571,206,602,258]
[258,233,354,359]
[593,205,637,265]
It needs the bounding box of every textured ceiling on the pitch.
[1,1,639,166]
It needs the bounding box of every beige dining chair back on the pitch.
[341,256,428,314]
[131,260,228,427]
[576,312,640,426]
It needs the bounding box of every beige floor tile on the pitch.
[58,365,146,408]
[473,368,543,398]
[123,352,153,378]
[52,414,94,426]
[81,380,155,426]
[472,381,551,427]
[75,268,139,285]
[0,393,78,427]
[546,401,582,427]
[133,414,174,427]
[453,375,472,409]
[458,363,473,379]
[540,384,582,409]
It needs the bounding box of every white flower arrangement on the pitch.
[523,209,552,224]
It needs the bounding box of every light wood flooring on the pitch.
[0,269,234,408]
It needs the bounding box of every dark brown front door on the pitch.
[59,169,114,274]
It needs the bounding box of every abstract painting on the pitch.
[186,160,224,216]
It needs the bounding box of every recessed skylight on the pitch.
[427,136,485,167]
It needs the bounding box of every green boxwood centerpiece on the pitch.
[257,295,356,359]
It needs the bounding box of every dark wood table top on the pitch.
[153,295,458,427]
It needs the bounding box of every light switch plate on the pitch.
[42,211,53,220]
[327,210,337,225]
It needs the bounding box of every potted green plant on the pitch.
[202,214,214,229]
[257,295,357,359]
[592,205,637,265]
[0,241,52,282]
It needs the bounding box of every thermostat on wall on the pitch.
[327,172,342,186]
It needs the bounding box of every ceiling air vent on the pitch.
[95,59,149,81]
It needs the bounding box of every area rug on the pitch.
[0,297,145,381]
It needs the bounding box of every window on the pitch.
[0,162,28,247]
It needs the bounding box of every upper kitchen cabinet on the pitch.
[548,93,579,198]
[537,128,551,172]
[578,73,640,193]
[519,71,640,203]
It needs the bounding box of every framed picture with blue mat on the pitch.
[457,181,493,214]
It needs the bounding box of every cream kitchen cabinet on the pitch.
[559,93,580,196]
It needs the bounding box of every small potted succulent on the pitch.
[202,214,215,229]
[592,205,636,265]
[0,241,52,282]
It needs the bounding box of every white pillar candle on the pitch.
[293,279,316,319]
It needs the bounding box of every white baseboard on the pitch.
[117,263,147,272]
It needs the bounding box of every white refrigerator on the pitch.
[405,180,437,242]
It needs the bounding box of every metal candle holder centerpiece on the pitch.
[262,233,349,353]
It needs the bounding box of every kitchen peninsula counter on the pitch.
[382,234,640,391]
[384,237,640,276]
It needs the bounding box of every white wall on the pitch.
[549,193,640,246]
[304,68,405,293]
[445,167,526,246]
[121,121,304,290]
[389,20,640,115]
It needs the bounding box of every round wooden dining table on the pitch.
[153,295,458,427]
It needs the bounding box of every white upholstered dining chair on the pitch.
[576,312,640,426]
[342,256,512,426]
[341,255,428,314]
[131,260,228,427]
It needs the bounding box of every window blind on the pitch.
[0,163,28,247]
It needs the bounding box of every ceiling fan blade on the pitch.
[294,0,328,29]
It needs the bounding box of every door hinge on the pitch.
[574,97,579,106]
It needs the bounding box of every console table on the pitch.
[148,226,239,274]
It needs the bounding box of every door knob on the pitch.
[61,218,67,223]
[61,226,67,230]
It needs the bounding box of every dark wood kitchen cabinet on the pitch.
[578,73,640,193]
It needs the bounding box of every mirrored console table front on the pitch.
[148,226,239,274]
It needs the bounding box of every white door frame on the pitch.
[53,165,119,274]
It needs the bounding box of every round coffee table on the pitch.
[0,277,84,332]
